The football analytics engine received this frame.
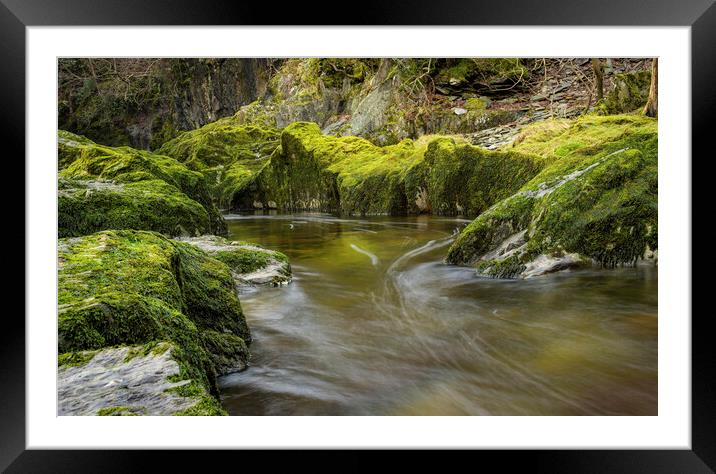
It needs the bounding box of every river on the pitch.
[218,213,657,416]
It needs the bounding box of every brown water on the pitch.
[219,213,657,416]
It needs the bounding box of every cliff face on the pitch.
[59,58,274,149]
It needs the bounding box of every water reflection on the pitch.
[219,213,657,416]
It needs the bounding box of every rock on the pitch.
[236,122,542,217]
[176,235,292,287]
[600,70,652,114]
[452,107,468,115]
[58,343,222,416]
[59,178,212,238]
[59,58,273,150]
[59,131,226,235]
[520,253,584,278]
[58,230,252,414]
[448,114,657,277]
[156,120,281,209]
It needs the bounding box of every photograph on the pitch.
[56,57,659,416]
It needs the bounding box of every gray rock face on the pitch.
[520,253,584,279]
[58,344,201,416]
[58,178,124,197]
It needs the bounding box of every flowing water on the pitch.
[218,213,657,416]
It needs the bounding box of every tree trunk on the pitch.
[592,58,604,100]
[643,58,658,117]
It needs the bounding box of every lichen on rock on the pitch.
[58,342,224,416]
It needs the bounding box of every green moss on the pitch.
[464,97,490,111]
[97,406,142,416]
[58,349,98,367]
[200,330,250,376]
[59,131,226,234]
[406,137,543,216]
[447,114,657,271]
[58,230,251,399]
[59,130,97,169]
[476,255,527,279]
[243,122,542,217]
[446,193,535,265]
[157,119,280,170]
[156,119,281,208]
[511,115,655,160]
[176,236,292,287]
[213,248,272,273]
[602,70,652,114]
[314,59,379,88]
[124,340,170,362]
[173,241,251,341]
[58,178,211,238]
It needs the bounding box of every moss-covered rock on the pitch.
[597,70,652,114]
[446,114,657,277]
[58,230,252,414]
[405,137,544,216]
[58,131,226,234]
[228,58,525,147]
[58,178,211,238]
[156,117,281,208]
[177,235,292,286]
[433,58,531,96]
[240,122,543,217]
[242,122,421,214]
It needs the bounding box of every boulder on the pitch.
[448,114,658,278]
[237,122,543,217]
[177,235,292,287]
[59,131,226,235]
[58,178,211,238]
[58,230,252,414]
[58,342,224,416]
[156,119,281,208]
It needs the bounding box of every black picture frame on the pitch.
[4,0,711,470]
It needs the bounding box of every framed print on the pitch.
[5,0,713,470]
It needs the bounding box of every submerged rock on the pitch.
[448,114,658,278]
[177,235,292,287]
[58,230,252,414]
